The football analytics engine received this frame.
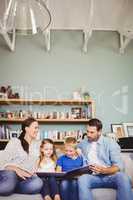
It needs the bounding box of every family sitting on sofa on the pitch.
[0,117,132,200]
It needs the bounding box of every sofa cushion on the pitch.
[0,190,117,200]
[121,152,133,184]
[0,194,42,200]
[92,188,116,200]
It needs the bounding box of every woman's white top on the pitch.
[0,138,41,172]
[37,160,56,172]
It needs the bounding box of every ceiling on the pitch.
[0,0,133,53]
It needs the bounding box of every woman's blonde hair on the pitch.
[38,138,57,167]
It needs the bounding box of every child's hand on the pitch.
[56,165,62,172]
[76,148,82,156]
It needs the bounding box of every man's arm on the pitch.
[89,164,120,175]
[108,139,124,171]
[90,139,124,175]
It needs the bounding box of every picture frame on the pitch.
[123,123,133,137]
[105,132,117,141]
[111,123,125,138]
[9,130,20,139]
[71,107,82,119]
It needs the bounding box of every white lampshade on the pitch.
[3,0,51,35]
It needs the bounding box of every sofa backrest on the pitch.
[121,152,133,184]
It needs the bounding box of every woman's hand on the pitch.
[15,167,33,179]
[5,165,33,180]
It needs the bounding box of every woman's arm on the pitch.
[33,159,40,173]
[0,138,20,170]
[5,165,33,180]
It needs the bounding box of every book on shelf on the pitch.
[41,130,83,141]
[0,124,20,140]
[36,165,92,178]
[0,125,8,139]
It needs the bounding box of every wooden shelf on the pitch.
[0,139,9,142]
[0,98,93,105]
[0,118,90,124]
[0,98,95,119]
[0,139,64,143]
[54,140,64,143]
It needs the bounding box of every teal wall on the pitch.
[0,30,133,132]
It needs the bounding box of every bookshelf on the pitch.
[0,98,95,142]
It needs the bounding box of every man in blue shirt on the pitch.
[77,118,133,200]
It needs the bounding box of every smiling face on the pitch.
[25,121,39,140]
[41,143,54,158]
[87,125,101,142]
[65,144,77,158]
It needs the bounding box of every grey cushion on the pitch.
[0,190,116,200]
[1,189,133,200]
[0,194,42,200]
[92,188,116,200]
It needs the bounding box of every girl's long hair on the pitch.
[19,117,37,153]
[38,138,57,167]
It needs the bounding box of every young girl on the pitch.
[57,137,83,200]
[36,138,61,200]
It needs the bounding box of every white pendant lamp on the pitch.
[0,0,51,51]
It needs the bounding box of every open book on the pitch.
[36,165,92,178]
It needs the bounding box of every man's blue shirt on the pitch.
[77,135,124,171]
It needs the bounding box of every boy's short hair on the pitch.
[65,136,77,146]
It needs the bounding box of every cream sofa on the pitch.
[0,152,133,200]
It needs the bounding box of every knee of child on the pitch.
[60,180,69,189]
[78,174,90,184]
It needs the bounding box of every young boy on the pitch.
[56,137,83,200]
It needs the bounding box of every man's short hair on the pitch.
[88,118,103,131]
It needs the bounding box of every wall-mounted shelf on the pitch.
[0,139,9,142]
[0,118,91,124]
[0,139,64,143]
[0,98,94,105]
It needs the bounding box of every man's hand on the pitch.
[89,164,119,175]
[89,165,108,174]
